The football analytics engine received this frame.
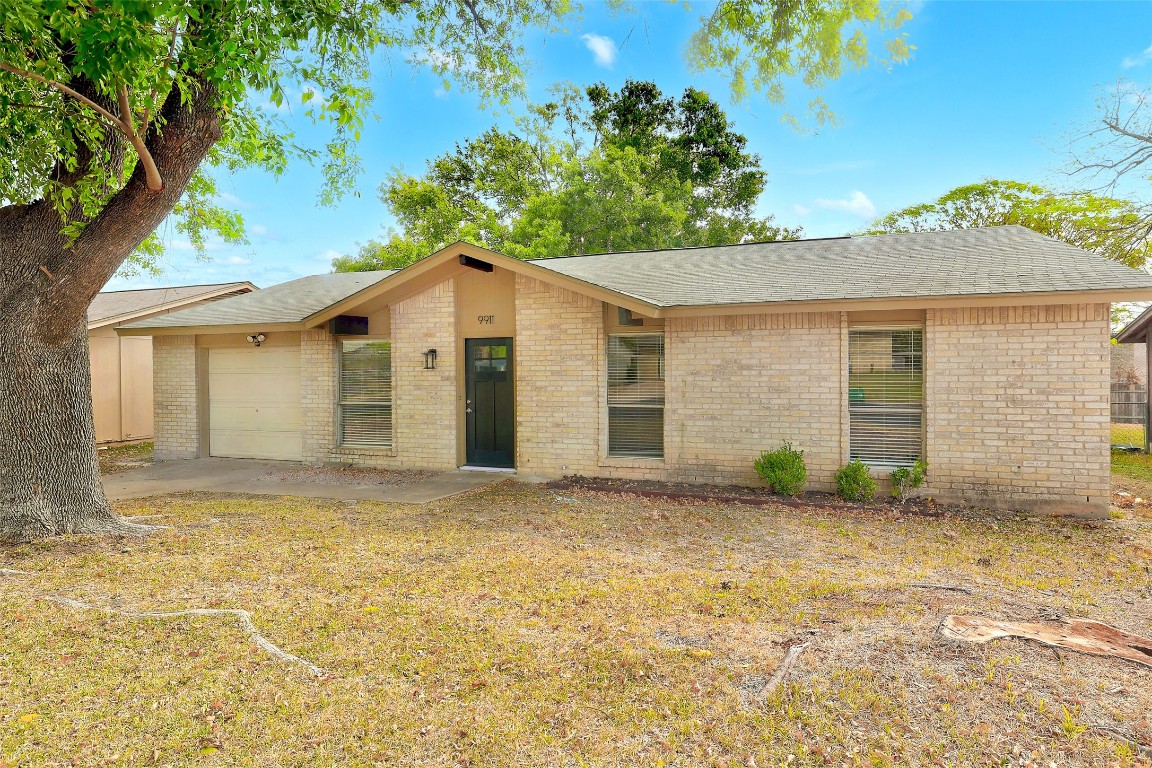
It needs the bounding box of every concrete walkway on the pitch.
[102,458,504,503]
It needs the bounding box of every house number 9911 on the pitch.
[478,315,495,324]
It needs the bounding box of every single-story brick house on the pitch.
[120,226,1152,517]
[88,282,255,442]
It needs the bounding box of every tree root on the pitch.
[44,596,324,677]
[1,568,30,576]
[907,582,974,595]
[763,638,813,695]
[1086,724,1152,757]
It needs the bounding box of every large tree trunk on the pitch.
[0,297,148,540]
[0,78,223,542]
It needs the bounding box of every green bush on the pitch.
[754,442,807,495]
[835,460,877,502]
[889,460,927,502]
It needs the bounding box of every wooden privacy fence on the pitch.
[1111,383,1147,424]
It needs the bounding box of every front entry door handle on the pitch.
[465,407,473,413]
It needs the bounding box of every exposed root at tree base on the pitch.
[44,596,325,677]
[0,510,162,543]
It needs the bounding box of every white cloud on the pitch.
[1122,43,1152,69]
[581,33,618,68]
[316,249,343,264]
[811,190,876,218]
[791,204,812,216]
[249,224,269,237]
[224,255,252,266]
[218,192,254,210]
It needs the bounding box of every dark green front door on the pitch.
[465,338,514,468]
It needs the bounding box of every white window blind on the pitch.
[608,334,665,458]
[339,340,393,448]
[848,328,923,467]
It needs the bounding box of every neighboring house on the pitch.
[89,282,256,443]
[1111,341,1147,388]
[120,226,1152,517]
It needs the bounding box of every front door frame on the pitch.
[464,337,516,468]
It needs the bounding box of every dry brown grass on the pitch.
[2,482,1151,767]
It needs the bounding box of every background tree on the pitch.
[1066,80,1152,254]
[336,80,801,271]
[866,179,1151,268]
[0,0,912,541]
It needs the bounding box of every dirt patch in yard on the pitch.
[96,441,154,474]
[259,465,434,487]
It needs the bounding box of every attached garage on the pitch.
[208,346,303,461]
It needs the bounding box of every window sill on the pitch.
[333,445,396,457]
[599,456,665,469]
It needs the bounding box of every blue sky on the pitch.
[107,0,1152,291]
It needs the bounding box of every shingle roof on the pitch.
[527,225,1152,307]
[121,226,1152,332]
[123,270,395,329]
[88,282,254,327]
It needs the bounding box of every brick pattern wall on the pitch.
[925,303,1110,514]
[391,279,457,469]
[515,275,604,477]
[664,313,844,488]
[300,329,337,464]
[153,334,199,460]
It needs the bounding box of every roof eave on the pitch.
[116,321,305,337]
[660,287,1152,318]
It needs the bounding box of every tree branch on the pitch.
[141,20,183,135]
[117,82,163,191]
[0,61,126,131]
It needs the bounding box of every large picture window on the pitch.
[848,327,923,467]
[607,334,665,458]
[339,340,393,448]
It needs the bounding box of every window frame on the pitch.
[847,324,925,469]
[606,331,666,460]
[337,338,394,449]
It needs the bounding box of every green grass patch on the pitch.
[1111,423,1146,447]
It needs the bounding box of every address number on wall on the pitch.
[478,315,495,324]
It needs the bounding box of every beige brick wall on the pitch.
[925,303,1110,514]
[515,275,604,477]
[300,329,338,464]
[153,334,199,460]
[666,312,844,488]
[391,279,458,469]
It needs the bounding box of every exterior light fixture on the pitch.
[246,333,267,347]
[423,348,438,370]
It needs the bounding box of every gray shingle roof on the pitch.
[527,225,1152,307]
[123,270,395,329]
[89,282,253,326]
[121,226,1152,331]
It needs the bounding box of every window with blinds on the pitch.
[848,327,923,467]
[339,340,393,448]
[607,334,665,458]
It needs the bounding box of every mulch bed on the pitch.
[548,475,980,518]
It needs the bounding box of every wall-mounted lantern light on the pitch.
[423,348,438,370]
[246,333,267,347]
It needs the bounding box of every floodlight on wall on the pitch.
[423,348,438,370]
[246,333,267,347]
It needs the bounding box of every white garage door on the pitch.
[208,346,303,461]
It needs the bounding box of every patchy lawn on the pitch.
[96,441,154,475]
[3,483,1152,766]
[1112,423,1146,449]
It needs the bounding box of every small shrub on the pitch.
[836,460,877,502]
[754,442,807,495]
[890,460,927,502]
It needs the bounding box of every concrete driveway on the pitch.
[102,458,504,503]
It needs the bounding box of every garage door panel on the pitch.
[208,347,303,461]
